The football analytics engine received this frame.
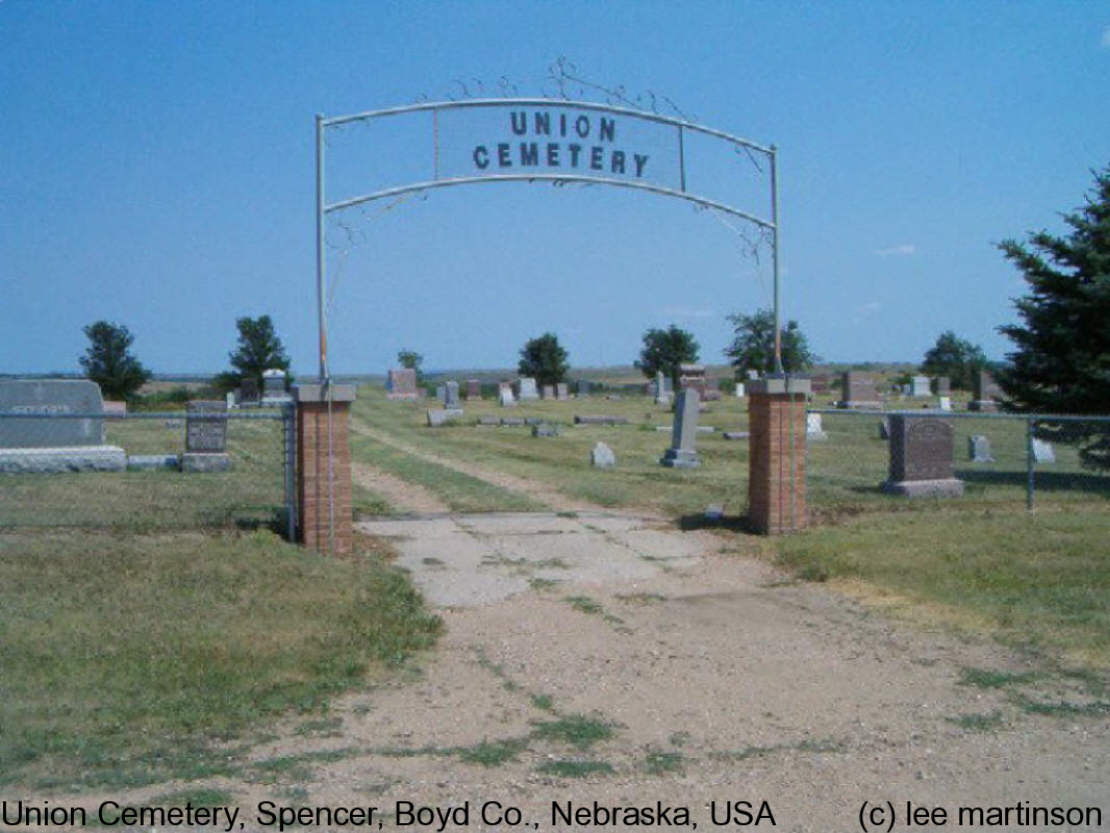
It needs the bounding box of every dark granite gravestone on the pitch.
[239,376,260,404]
[970,370,1003,411]
[840,372,882,409]
[660,389,700,468]
[465,379,482,400]
[386,368,419,400]
[881,415,963,497]
[933,376,951,396]
[182,400,231,472]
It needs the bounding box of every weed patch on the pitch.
[537,759,615,778]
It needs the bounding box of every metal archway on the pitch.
[314,98,783,381]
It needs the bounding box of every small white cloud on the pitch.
[851,301,881,324]
[1102,26,1110,48]
[874,244,916,257]
[662,306,715,319]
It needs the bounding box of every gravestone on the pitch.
[938,396,953,412]
[810,374,830,396]
[498,383,516,407]
[465,379,482,400]
[734,383,745,398]
[532,423,560,438]
[591,441,616,468]
[909,376,931,397]
[261,369,290,403]
[968,435,994,463]
[103,401,127,418]
[660,389,700,468]
[933,376,951,396]
[541,384,555,400]
[239,376,260,404]
[678,364,707,396]
[555,382,570,401]
[654,371,671,406]
[0,379,126,472]
[574,415,629,425]
[878,416,890,440]
[477,415,500,426]
[515,377,539,401]
[225,391,237,410]
[840,372,882,409]
[435,384,446,404]
[970,370,1003,411]
[444,380,460,409]
[881,415,963,497]
[576,380,590,397]
[0,379,107,447]
[722,431,749,440]
[386,368,419,400]
[427,408,464,427]
[1032,438,1056,463]
[182,400,231,472]
[500,416,525,426]
[806,413,827,440]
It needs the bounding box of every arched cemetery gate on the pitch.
[294,99,807,554]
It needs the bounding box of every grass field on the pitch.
[348,384,1110,668]
[0,529,441,790]
[0,379,1106,794]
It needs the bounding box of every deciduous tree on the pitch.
[518,332,569,387]
[724,309,816,376]
[635,325,699,391]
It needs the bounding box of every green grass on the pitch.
[0,417,288,532]
[643,750,684,774]
[350,433,545,513]
[531,714,615,749]
[947,711,1006,732]
[958,667,1040,689]
[150,787,236,807]
[0,529,441,791]
[456,737,529,767]
[776,509,1110,666]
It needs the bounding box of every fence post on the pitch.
[283,402,297,542]
[747,377,810,534]
[1026,417,1035,512]
[293,383,357,554]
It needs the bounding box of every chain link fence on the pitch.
[0,407,296,536]
[806,408,1110,512]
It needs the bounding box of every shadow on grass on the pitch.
[677,514,755,534]
[954,468,1110,495]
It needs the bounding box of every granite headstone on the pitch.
[660,389,700,468]
[881,416,963,497]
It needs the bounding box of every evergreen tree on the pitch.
[635,325,699,391]
[996,165,1110,469]
[724,308,817,376]
[216,315,291,392]
[79,321,151,399]
[518,332,569,387]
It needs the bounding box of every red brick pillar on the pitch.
[747,378,810,534]
[294,383,357,554]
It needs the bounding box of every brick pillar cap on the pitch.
[293,383,357,403]
[748,377,811,396]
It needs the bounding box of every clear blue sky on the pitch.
[3,0,1108,376]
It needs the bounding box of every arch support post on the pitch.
[294,383,357,554]
[747,377,809,534]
